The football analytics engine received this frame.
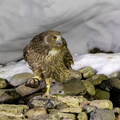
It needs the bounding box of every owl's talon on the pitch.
[25,78,41,88]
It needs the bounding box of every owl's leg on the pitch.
[25,69,42,88]
[43,77,53,97]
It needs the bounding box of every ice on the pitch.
[0,0,120,63]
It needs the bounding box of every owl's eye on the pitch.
[53,36,57,40]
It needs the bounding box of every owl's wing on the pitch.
[23,44,30,61]
[62,38,74,69]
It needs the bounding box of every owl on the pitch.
[23,30,74,97]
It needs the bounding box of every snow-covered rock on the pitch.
[0,0,120,63]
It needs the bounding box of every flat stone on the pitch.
[50,111,76,120]
[90,100,113,110]
[0,78,8,88]
[56,95,88,108]
[15,80,45,97]
[82,80,96,96]
[90,109,115,120]
[0,115,23,120]
[0,104,29,117]
[77,112,88,120]
[25,107,47,119]
[0,89,21,103]
[78,67,95,78]
[63,78,86,95]
[10,72,34,87]
[60,107,82,113]
[86,74,108,85]
[94,89,110,100]
[28,96,63,109]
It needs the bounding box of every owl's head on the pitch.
[44,30,63,48]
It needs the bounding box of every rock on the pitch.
[0,104,29,117]
[10,72,34,87]
[78,67,95,78]
[100,77,120,91]
[94,89,110,100]
[108,71,120,79]
[0,115,23,120]
[82,80,96,96]
[86,74,108,85]
[70,69,82,79]
[59,107,82,113]
[25,107,47,119]
[56,95,88,108]
[50,81,64,95]
[0,89,21,103]
[29,114,50,120]
[50,111,76,120]
[77,112,88,120]
[90,109,115,120]
[28,96,63,109]
[15,80,45,96]
[63,78,86,95]
[0,78,8,88]
[90,100,113,110]
[82,105,97,113]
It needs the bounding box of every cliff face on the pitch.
[0,0,120,63]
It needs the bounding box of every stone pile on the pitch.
[0,67,120,120]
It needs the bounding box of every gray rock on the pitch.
[28,96,63,109]
[63,78,86,95]
[77,112,88,120]
[70,69,82,79]
[86,74,108,85]
[94,89,110,100]
[0,104,29,117]
[0,78,8,88]
[56,95,88,108]
[108,71,120,79]
[90,100,113,110]
[59,107,82,113]
[10,72,33,87]
[90,109,115,120]
[15,80,45,97]
[78,66,95,78]
[25,107,47,119]
[49,110,76,120]
[82,80,96,96]
[0,115,23,120]
[82,105,97,113]
[50,81,64,95]
[0,89,21,103]
[100,77,120,91]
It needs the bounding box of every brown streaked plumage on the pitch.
[23,30,74,96]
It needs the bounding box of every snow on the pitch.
[0,0,120,63]
[1,53,120,82]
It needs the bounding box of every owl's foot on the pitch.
[25,77,41,88]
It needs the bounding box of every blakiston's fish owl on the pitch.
[23,30,74,97]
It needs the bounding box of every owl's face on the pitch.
[44,30,63,49]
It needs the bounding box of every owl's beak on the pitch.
[56,36,62,45]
